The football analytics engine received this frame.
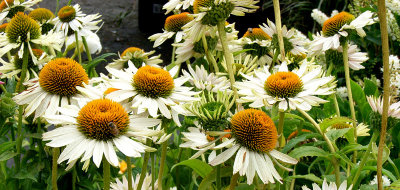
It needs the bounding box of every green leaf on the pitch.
[372,143,390,164]
[282,133,320,153]
[0,141,15,154]
[285,174,323,185]
[319,117,354,132]
[340,143,367,154]
[82,53,116,71]
[350,80,367,106]
[288,146,329,159]
[326,128,351,142]
[389,179,400,189]
[198,167,232,190]
[364,79,378,97]
[171,159,213,178]
[0,151,18,161]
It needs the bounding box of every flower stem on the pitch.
[202,35,219,73]
[216,164,221,190]
[55,0,60,14]
[67,0,72,6]
[272,0,286,61]
[37,119,43,162]
[72,165,77,190]
[297,108,340,185]
[103,158,111,190]
[15,42,29,172]
[81,36,92,62]
[332,94,341,117]
[127,156,133,190]
[351,132,379,188]
[151,152,155,190]
[228,173,239,190]
[158,140,168,190]
[0,84,6,93]
[377,0,390,189]
[278,111,286,148]
[52,148,59,190]
[217,21,237,100]
[74,31,82,64]
[137,139,152,190]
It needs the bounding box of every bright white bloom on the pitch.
[367,96,400,118]
[370,175,391,187]
[53,4,102,37]
[236,61,336,111]
[42,83,161,170]
[336,44,368,70]
[336,86,348,99]
[209,109,297,184]
[302,179,352,190]
[106,47,162,70]
[0,0,41,22]
[111,174,157,190]
[105,62,199,126]
[163,0,194,14]
[260,19,307,55]
[311,11,376,53]
[13,58,89,119]
[182,64,230,92]
[387,0,400,15]
[311,9,329,26]
[66,30,102,54]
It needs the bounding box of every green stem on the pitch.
[216,21,237,100]
[228,173,239,190]
[74,31,82,64]
[0,84,6,93]
[127,156,133,190]
[52,148,59,190]
[72,165,77,190]
[202,35,219,73]
[171,46,176,66]
[332,94,341,117]
[216,165,221,190]
[67,0,73,6]
[278,111,286,149]
[342,41,357,139]
[103,158,111,190]
[297,108,340,185]
[272,0,286,61]
[137,139,152,190]
[351,132,379,189]
[377,0,390,189]
[37,119,43,162]
[151,153,155,190]
[55,0,60,15]
[158,139,168,190]
[81,36,92,61]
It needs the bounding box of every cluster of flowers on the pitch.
[0,0,399,189]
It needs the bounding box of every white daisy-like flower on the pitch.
[0,0,41,22]
[0,48,51,80]
[209,109,298,184]
[240,28,272,60]
[148,12,193,47]
[105,62,199,126]
[42,84,161,169]
[219,53,267,80]
[53,4,102,37]
[0,13,63,65]
[182,64,230,92]
[183,0,259,42]
[369,174,391,187]
[311,9,329,26]
[106,47,162,70]
[311,11,375,53]
[302,179,352,190]
[326,122,370,137]
[236,60,336,111]
[163,0,194,14]
[336,86,348,99]
[13,58,89,119]
[174,31,218,64]
[260,19,307,55]
[367,96,400,118]
[66,30,102,54]
[324,44,368,70]
[111,173,158,190]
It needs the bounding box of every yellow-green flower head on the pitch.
[6,12,41,43]
[58,5,76,22]
[164,12,193,32]
[29,8,55,23]
[322,11,355,37]
[231,109,278,153]
[193,0,234,26]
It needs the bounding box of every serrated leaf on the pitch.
[285,174,323,184]
[326,128,351,142]
[0,141,15,154]
[0,151,17,161]
[288,146,329,159]
[171,159,213,178]
[319,117,354,132]
[198,167,232,190]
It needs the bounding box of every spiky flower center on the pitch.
[322,12,355,37]
[39,58,89,96]
[243,28,271,41]
[77,99,130,141]
[6,12,41,43]
[231,109,277,152]
[265,71,303,98]
[58,6,76,22]
[164,12,193,32]
[14,48,43,70]
[194,0,234,26]
[133,65,174,98]
[199,102,229,131]
[193,35,218,53]
[29,8,55,22]
[271,34,294,53]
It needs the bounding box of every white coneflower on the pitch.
[182,64,230,92]
[369,174,391,187]
[66,30,102,54]
[0,0,41,22]
[302,179,352,190]
[336,86,348,99]
[163,0,194,14]
[106,47,162,70]
[111,173,158,190]
[367,96,400,119]
[311,9,329,26]
[240,27,272,60]
[236,60,336,111]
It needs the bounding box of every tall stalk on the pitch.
[202,35,219,72]
[74,31,82,64]
[377,0,390,189]
[277,111,286,148]
[137,139,152,189]
[342,41,357,139]
[52,148,60,190]
[272,0,286,61]
[127,156,133,190]
[103,159,111,190]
